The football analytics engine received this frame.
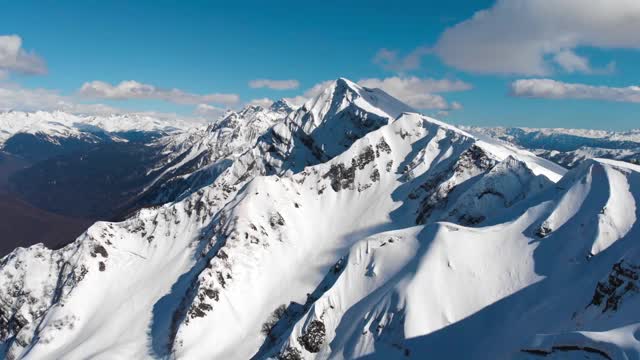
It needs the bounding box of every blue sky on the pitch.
[1,0,639,130]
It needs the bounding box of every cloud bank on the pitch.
[358,76,471,110]
[284,80,335,107]
[0,83,214,123]
[248,79,299,90]
[79,80,240,106]
[433,0,640,75]
[511,78,640,103]
[373,47,431,73]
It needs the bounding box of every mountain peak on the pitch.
[298,77,413,128]
[238,104,266,117]
[259,77,416,169]
[269,98,295,114]
[334,77,360,90]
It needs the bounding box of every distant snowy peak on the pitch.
[83,113,195,134]
[0,111,89,144]
[0,110,195,146]
[469,126,640,143]
[466,125,640,168]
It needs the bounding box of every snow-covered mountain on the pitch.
[2,79,639,360]
[132,79,410,209]
[0,111,196,161]
[0,110,194,144]
[129,99,297,210]
[0,103,296,259]
[466,126,640,168]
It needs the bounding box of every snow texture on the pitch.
[1,79,639,360]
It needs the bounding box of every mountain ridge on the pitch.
[1,79,639,360]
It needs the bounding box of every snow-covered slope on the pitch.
[170,112,562,360]
[2,79,639,360]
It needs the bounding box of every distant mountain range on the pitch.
[465,126,640,168]
[1,79,639,359]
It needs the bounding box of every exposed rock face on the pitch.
[589,260,639,313]
[278,346,303,360]
[414,144,498,224]
[298,320,326,353]
[323,145,377,192]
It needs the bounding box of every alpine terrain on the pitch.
[2,78,640,360]
[465,126,640,168]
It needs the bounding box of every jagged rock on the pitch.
[589,260,639,312]
[298,320,326,353]
[278,346,303,360]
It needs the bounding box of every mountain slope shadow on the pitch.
[9,141,165,219]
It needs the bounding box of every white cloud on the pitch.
[450,101,463,110]
[79,80,239,105]
[510,78,640,103]
[0,84,70,111]
[284,80,334,107]
[357,76,471,110]
[248,79,299,90]
[0,35,46,75]
[0,83,207,123]
[194,103,226,119]
[246,97,274,108]
[553,50,591,74]
[373,47,431,72]
[434,0,640,75]
[302,80,335,99]
[0,83,125,115]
